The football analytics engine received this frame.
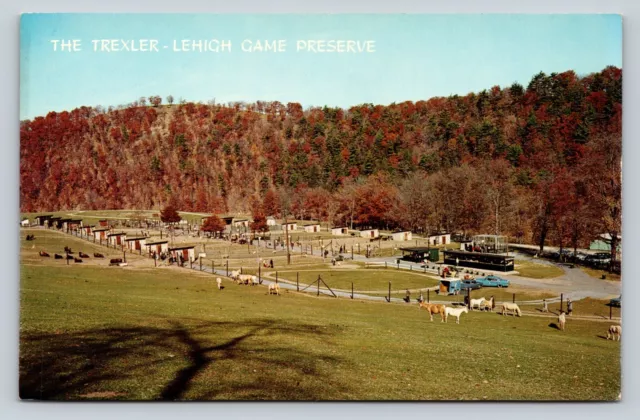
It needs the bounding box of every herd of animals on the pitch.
[28,233,621,340]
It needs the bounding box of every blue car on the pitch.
[475,274,510,288]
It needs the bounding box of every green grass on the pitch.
[580,267,621,282]
[273,269,440,292]
[515,260,564,279]
[20,231,621,401]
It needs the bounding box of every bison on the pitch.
[79,252,90,258]
[54,254,63,259]
[74,258,83,263]
[94,253,105,258]
[39,251,50,257]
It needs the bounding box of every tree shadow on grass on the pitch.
[20,319,347,401]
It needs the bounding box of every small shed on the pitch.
[107,232,127,247]
[266,216,277,226]
[81,225,95,236]
[35,215,53,226]
[169,246,196,263]
[331,227,349,236]
[360,229,379,239]
[282,222,297,231]
[146,240,169,255]
[427,233,451,246]
[20,219,30,227]
[92,228,110,241]
[125,237,147,252]
[303,223,321,233]
[392,231,412,241]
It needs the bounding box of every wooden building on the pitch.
[426,233,451,246]
[125,237,147,252]
[331,227,349,236]
[145,240,169,255]
[392,231,412,241]
[169,246,196,263]
[92,228,110,242]
[303,223,321,233]
[107,232,127,247]
[35,215,53,226]
[359,229,379,239]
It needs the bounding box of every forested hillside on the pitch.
[20,67,622,250]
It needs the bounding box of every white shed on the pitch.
[282,222,297,231]
[392,231,412,241]
[303,223,321,233]
[146,240,169,255]
[125,237,147,252]
[360,229,379,239]
[331,227,349,236]
[20,219,30,227]
[266,216,277,226]
[107,232,127,247]
[92,228,110,242]
[427,233,451,246]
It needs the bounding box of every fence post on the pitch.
[240,267,243,274]
[512,293,515,304]
[467,288,471,310]
[351,282,354,299]
[66,252,69,265]
[317,276,320,296]
[351,246,354,260]
[427,289,430,303]
[212,261,214,274]
[297,272,299,291]
[123,250,126,263]
[388,281,391,302]
[609,304,612,320]
[560,293,564,312]
[226,260,229,277]
[259,265,262,284]
[397,261,400,270]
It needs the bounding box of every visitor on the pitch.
[542,299,548,312]
[567,298,573,316]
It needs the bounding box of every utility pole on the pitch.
[285,215,291,265]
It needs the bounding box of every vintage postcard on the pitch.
[19,14,622,401]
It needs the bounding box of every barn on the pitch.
[145,240,169,256]
[266,216,277,226]
[125,237,147,252]
[303,223,321,233]
[392,231,412,241]
[359,229,379,239]
[331,227,349,236]
[169,246,196,263]
[92,228,110,242]
[107,232,127,247]
[426,233,451,246]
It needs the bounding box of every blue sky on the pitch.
[20,14,622,120]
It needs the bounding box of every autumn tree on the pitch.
[249,211,269,235]
[201,214,226,237]
[160,201,182,225]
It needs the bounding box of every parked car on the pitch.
[460,279,482,291]
[609,295,621,307]
[475,274,510,288]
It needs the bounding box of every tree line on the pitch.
[20,66,621,259]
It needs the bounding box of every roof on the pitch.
[107,232,126,237]
[125,237,147,241]
[399,247,435,252]
[427,232,450,237]
[443,249,514,259]
[169,246,195,250]
[145,240,169,245]
[304,223,321,226]
[332,227,348,230]
[392,231,411,234]
[93,228,110,232]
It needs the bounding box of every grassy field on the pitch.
[20,229,621,401]
[514,260,565,279]
[580,267,621,282]
[272,269,440,292]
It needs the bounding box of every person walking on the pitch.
[542,299,548,313]
[567,298,573,316]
